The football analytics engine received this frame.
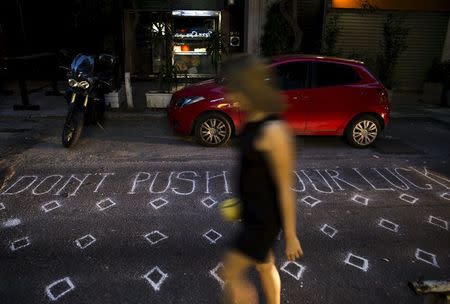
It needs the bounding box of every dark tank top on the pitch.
[238,115,282,227]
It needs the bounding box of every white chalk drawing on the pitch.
[352,168,394,191]
[75,234,97,249]
[143,266,169,291]
[94,173,115,193]
[206,171,230,194]
[300,170,334,194]
[344,253,369,272]
[149,197,169,210]
[210,263,226,289]
[149,172,175,194]
[373,168,409,191]
[56,174,91,197]
[394,168,432,190]
[129,172,152,194]
[10,236,30,251]
[441,192,450,200]
[1,175,38,195]
[351,194,369,206]
[45,277,75,301]
[96,198,117,211]
[202,196,218,208]
[301,196,322,208]
[280,261,306,280]
[427,216,448,231]
[203,229,222,244]
[31,175,64,195]
[144,231,168,245]
[3,218,21,228]
[292,171,306,192]
[378,218,399,233]
[415,248,439,268]
[171,171,199,195]
[409,167,450,190]
[399,193,418,205]
[41,200,62,213]
[0,202,4,210]
[320,224,338,238]
[325,169,362,191]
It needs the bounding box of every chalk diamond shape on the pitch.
[301,196,322,207]
[378,218,399,233]
[344,253,369,272]
[45,277,75,301]
[203,229,222,244]
[149,197,169,210]
[427,216,448,231]
[320,224,338,238]
[0,202,5,210]
[10,237,31,251]
[441,192,450,200]
[351,194,369,206]
[75,234,96,249]
[415,248,439,268]
[143,266,168,291]
[41,200,62,213]
[210,263,225,289]
[399,193,418,204]
[280,261,305,280]
[144,231,168,245]
[96,198,116,211]
[202,196,218,208]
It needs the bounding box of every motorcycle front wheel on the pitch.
[62,105,84,148]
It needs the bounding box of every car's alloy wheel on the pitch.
[195,114,232,147]
[346,116,380,148]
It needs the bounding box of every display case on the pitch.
[172,10,221,78]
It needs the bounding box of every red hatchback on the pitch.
[167,55,390,148]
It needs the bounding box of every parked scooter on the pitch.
[61,54,116,148]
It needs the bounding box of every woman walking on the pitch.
[222,55,303,304]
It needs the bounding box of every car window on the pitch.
[312,62,360,88]
[274,62,308,90]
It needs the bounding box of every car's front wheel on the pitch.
[346,115,380,148]
[195,113,232,147]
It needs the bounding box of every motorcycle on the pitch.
[62,54,116,148]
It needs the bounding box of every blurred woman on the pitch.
[222,55,303,304]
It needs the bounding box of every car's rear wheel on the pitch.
[195,113,232,147]
[346,115,380,148]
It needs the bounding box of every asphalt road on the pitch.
[1,116,449,304]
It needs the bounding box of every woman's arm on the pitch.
[257,121,303,261]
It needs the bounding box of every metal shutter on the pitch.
[327,9,449,90]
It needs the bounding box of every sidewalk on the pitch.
[1,90,450,125]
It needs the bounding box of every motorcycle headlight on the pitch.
[78,81,90,89]
[68,79,78,87]
[178,96,205,107]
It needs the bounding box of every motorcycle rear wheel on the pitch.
[62,105,84,148]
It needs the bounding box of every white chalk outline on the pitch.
[41,200,62,213]
[441,192,450,200]
[351,194,369,206]
[149,197,169,210]
[201,196,218,208]
[45,277,75,301]
[280,261,305,280]
[301,196,322,207]
[10,236,30,251]
[320,224,338,238]
[3,218,21,228]
[143,266,168,291]
[0,202,5,210]
[96,198,116,211]
[210,262,225,289]
[415,248,439,268]
[378,218,399,233]
[75,234,96,249]
[344,253,369,272]
[399,193,418,205]
[427,216,448,231]
[203,229,222,244]
[144,231,168,245]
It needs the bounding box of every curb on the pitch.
[0,110,168,121]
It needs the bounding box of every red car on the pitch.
[167,55,390,148]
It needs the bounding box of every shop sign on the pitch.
[174,30,213,38]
